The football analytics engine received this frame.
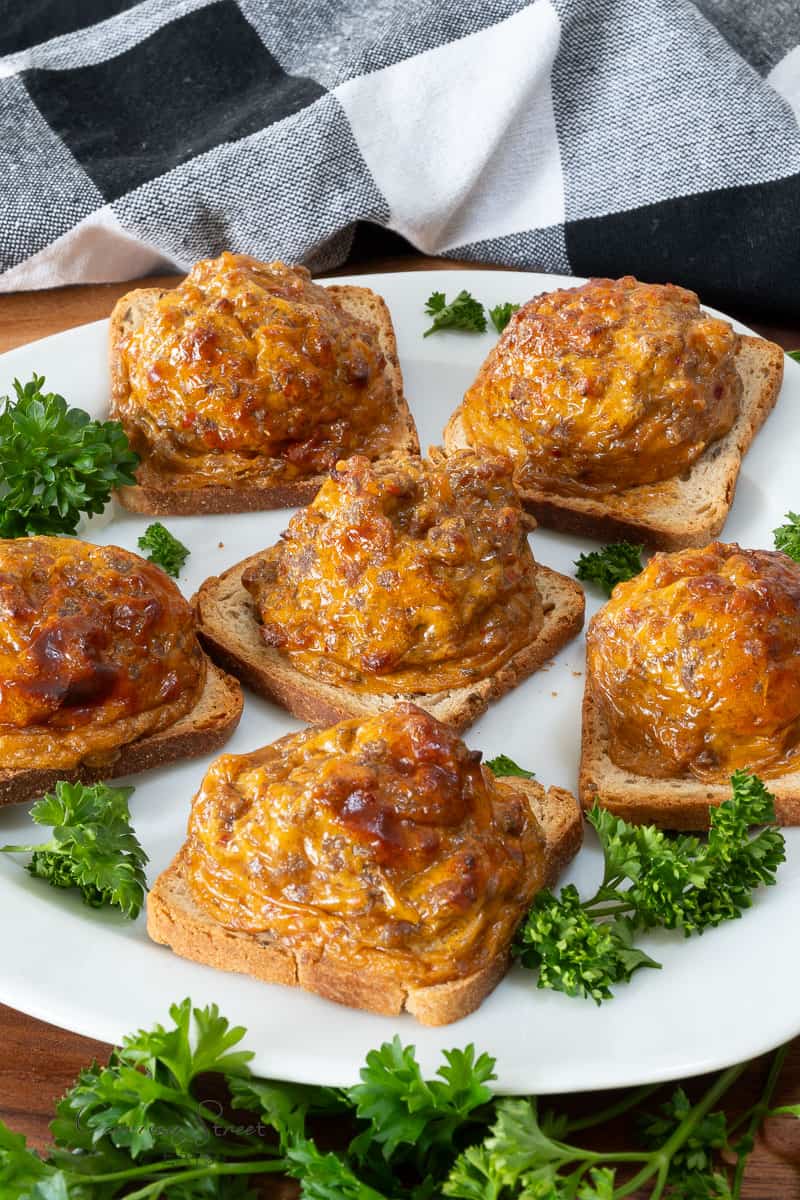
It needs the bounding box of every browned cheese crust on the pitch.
[147,776,582,1025]
[0,659,243,808]
[445,336,784,550]
[193,553,584,733]
[111,280,418,515]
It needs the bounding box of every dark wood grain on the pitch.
[1,257,799,1195]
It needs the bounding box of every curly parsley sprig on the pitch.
[773,511,800,562]
[514,771,785,1003]
[423,290,487,336]
[0,374,138,537]
[488,302,520,333]
[138,521,190,577]
[0,781,148,919]
[575,541,645,596]
[485,754,535,779]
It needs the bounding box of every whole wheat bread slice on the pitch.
[580,683,800,830]
[193,554,585,733]
[444,336,784,551]
[147,776,582,1026]
[0,658,243,808]
[110,284,419,515]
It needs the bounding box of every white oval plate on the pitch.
[0,270,797,1094]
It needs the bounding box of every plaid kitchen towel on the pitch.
[1,0,798,314]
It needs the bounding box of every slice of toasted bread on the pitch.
[580,683,800,830]
[192,554,584,734]
[0,659,243,809]
[147,776,582,1025]
[444,336,784,551]
[110,283,419,515]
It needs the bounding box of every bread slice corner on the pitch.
[109,283,419,516]
[444,335,784,551]
[192,553,585,733]
[580,682,800,830]
[0,657,243,809]
[146,776,583,1025]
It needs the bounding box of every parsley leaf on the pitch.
[0,1120,64,1195]
[575,542,645,596]
[787,349,800,362]
[286,1137,390,1200]
[485,754,535,779]
[640,1088,728,1182]
[514,888,660,1003]
[423,291,487,337]
[2,996,793,1199]
[0,781,148,919]
[442,1143,504,1200]
[119,997,254,1088]
[138,521,190,577]
[514,772,784,1002]
[346,1038,495,1170]
[773,511,800,562]
[0,374,138,537]
[488,302,520,334]
[229,1075,344,1149]
[51,999,257,1165]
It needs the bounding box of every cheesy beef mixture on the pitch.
[459,276,741,495]
[185,703,545,984]
[0,537,203,769]
[587,543,800,781]
[112,253,400,485]
[242,451,543,693]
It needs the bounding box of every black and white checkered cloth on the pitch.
[1,1,798,313]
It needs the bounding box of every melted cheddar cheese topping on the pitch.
[587,543,800,780]
[185,703,546,985]
[242,451,543,693]
[0,537,203,769]
[460,276,741,495]
[112,253,399,485]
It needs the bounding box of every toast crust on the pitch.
[146,777,583,1025]
[444,336,784,551]
[580,682,800,830]
[111,284,419,515]
[0,658,243,808]
[192,554,585,733]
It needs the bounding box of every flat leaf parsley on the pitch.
[3,996,795,1199]
[424,290,487,336]
[138,520,190,577]
[0,374,138,537]
[0,780,148,918]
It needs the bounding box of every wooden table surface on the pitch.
[1,256,799,1196]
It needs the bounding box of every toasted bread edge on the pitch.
[579,681,800,830]
[0,658,243,808]
[192,553,585,734]
[444,336,785,551]
[146,777,583,1025]
[111,283,419,515]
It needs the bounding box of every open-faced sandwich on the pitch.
[581,541,800,828]
[147,702,582,1024]
[445,276,784,550]
[193,448,585,731]
[110,253,419,514]
[0,536,243,806]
